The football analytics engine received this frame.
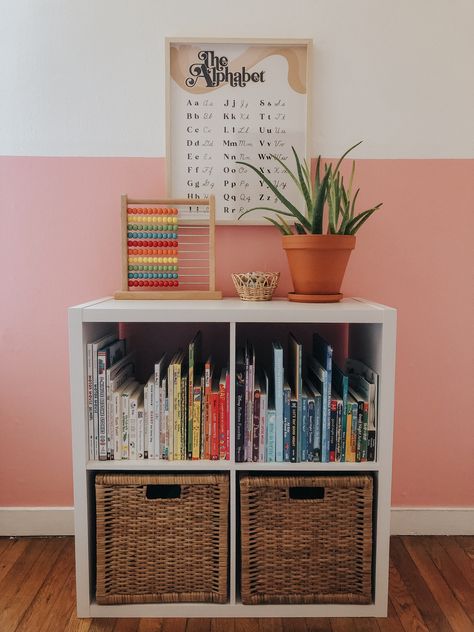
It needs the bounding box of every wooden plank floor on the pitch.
[0,536,472,632]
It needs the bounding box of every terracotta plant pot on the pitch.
[282,234,356,302]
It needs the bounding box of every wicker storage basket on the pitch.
[96,473,229,604]
[240,474,373,605]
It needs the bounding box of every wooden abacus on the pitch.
[114,195,222,300]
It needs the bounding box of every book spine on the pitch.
[361,401,369,462]
[87,344,94,460]
[200,374,206,459]
[307,399,315,462]
[210,393,219,460]
[121,393,130,460]
[252,391,261,462]
[163,385,169,460]
[283,386,291,462]
[274,350,284,462]
[129,395,138,460]
[181,374,187,460]
[329,399,337,462]
[173,366,181,460]
[192,386,201,459]
[320,378,328,462]
[245,359,255,462]
[188,347,194,460]
[159,379,167,459]
[290,399,297,463]
[225,371,230,461]
[300,396,308,462]
[204,362,212,460]
[340,399,347,462]
[113,390,122,460]
[92,348,100,461]
[313,396,322,462]
[137,406,144,459]
[105,370,113,461]
[367,403,376,462]
[335,401,343,462]
[258,395,266,463]
[147,381,154,459]
[218,381,226,460]
[97,352,107,461]
[266,410,276,462]
[345,402,353,462]
[355,400,363,462]
[351,401,358,456]
[235,362,245,462]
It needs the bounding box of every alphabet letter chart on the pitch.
[166,39,311,224]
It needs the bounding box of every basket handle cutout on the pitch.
[289,486,325,500]
[146,484,181,500]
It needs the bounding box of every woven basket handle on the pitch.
[146,484,181,500]
[289,486,325,500]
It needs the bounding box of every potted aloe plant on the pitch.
[236,142,382,302]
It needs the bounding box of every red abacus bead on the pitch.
[138,281,143,286]
[143,280,149,286]
[152,241,157,247]
[137,208,142,214]
[141,240,147,247]
[154,280,160,287]
[157,208,163,215]
[173,281,179,286]
[162,281,168,287]
[128,280,133,286]
[172,240,178,247]
[128,240,133,246]
[158,280,164,286]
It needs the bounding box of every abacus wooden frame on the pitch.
[114,194,222,300]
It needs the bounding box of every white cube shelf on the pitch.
[68,297,396,618]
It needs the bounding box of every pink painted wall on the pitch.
[1,157,473,506]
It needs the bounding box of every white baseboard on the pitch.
[0,507,75,536]
[390,507,474,535]
[0,507,472,537]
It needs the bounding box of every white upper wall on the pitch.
[1,0,473,158]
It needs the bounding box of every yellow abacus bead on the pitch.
[137,257,142,263]
[173,257,178,263]
[153,257,158,263]
[158,257,163,263]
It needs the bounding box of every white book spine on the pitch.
[148,380,155,459]
[160,379,167,459]
[113,390,122,460]
[87,344,94,460]
[97,352,107,461]
[144,383,149,458]
[137,406,144,459]
[259,394,266,462]
[129,395,138,460]
[121,394,130,459]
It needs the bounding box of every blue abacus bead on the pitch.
[128,273,133,278]
[173,273,178,279]
[133,273,138,279]
[138,273,143,278]
[127,232,133,238]
[158,273,162,279]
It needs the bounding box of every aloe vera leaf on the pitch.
[333,140,363,176]
[295,222,307,234]
[276,213,293,234]
[347,160,355,201]
[236,161,311,230]
[350,188,360,221]
[291,147,312,215]
[269,153,302,193]
[263,216,292,235]
[237,206,296,220]
[345,204,382,234]
[311,166,331,234]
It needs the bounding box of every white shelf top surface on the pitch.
[71,297,395,323]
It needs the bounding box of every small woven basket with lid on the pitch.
[231,271,280,301]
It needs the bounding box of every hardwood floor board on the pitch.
[455,536,474,559]
[236,619,260,632]
[258,619,283,632]
[439,536,474,586]
[390,537,453,632]
[388,559,429,632]
[0,537,67,632]
[137,619,164,632]
[421,536,474,624]
[375,599,405,632]
[210,618,235,632]
[305,618,332,632]
[113,618,140,632]
[329,620,354,632]
[35,567,77,632]
[352,619,381,631]
[13,538,75,632]
[185,619,211,632]
[89,620,116,632]
[161,619,186,632]
[65,610,92,632]
[282,618,308,632]
[402,536,473,632]
[0,538,30,584]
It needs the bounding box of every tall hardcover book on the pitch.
[88,332,116,460]
[192,364,203,459]
[112,376,135,460]
[106,351,134,460]
[218,368,228,460]
[304,378,322,461]
[290,397,298,463]
[257,369,268,463]
[137,402,145,459]
[128,384,143,460]
[187,332,201,459]
[121,380,139,459]
[307,357,329,462]
[313,333,333,461]
[144,374,154,459]
[98,339,126,460]
[349,375,371,462]
[235,347,245,462]
[252,373,261,462]
[244,343,255,462]
[346,358,379,461]
[203,356,213,460]
[332,364,349,462]
[288,334,303,461]
[282,381,292,462]
[153,354,166,460]
[210,372,220,460]
[266,373,276,463]
[272,342,284,462]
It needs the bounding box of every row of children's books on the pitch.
[87,331,230,461]
[235,333,379,463]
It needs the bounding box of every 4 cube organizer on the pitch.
[68,296,396,618]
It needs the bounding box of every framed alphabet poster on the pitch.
[166,38,312,224]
